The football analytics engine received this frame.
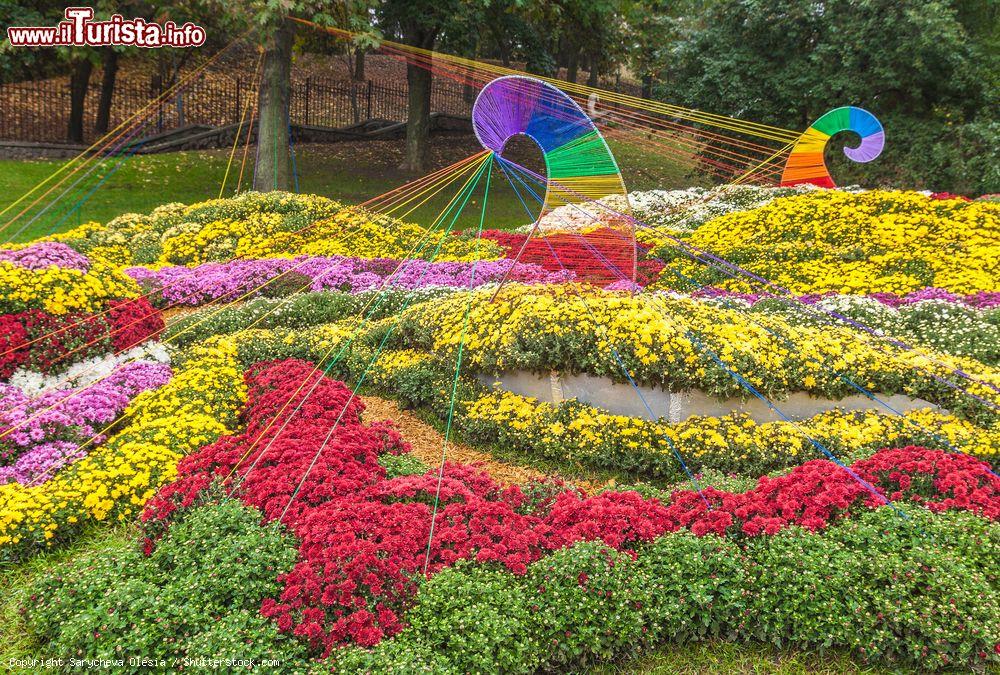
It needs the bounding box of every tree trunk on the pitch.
[254,20,294,192]
[68,58,93,142]
[495,34,511,67]
[401,60,433,174]
[353,47,365,81]
[95,51,119,135]
[566,50,579,84]
[400,28,437,174]
[641,73,652,100]
[587,54,599,87]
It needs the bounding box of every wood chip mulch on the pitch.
[362,395,600,493]
[161,306,202,325]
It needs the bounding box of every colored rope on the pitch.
[220,50,265,198]
[424,159,493,576]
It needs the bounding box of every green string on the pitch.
[422,157,493,576]
[274,158,491,522]
[227,158,492,498]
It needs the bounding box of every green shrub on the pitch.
[526,541,651,667]
[745,507,1000,669]
[379,452,429,478]
[24,501,308,670]
[400,562,540,672]
[636,532,750,642]
[164,288,455,348]
[333,640,456,674]
[257,272,316,299]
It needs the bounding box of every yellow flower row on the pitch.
[650,190,1000,295]
[297,208,503,262]
[0,339,246,559]
[399,285,1000,410]
[465,388,999,477]
[25,192,500,268]
[0,259,139,315]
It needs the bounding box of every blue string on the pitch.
[501,158,998,480]
[494,156,711,507]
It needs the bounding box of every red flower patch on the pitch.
[0,301,163,380]
[107,298,164,351]
[143,359,1000,654]
[482,228,663,286]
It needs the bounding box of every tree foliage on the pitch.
[648,0,999,192]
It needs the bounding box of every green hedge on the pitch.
[165,287,456,347]
[24,501,309,671]
[333,507,1000,672]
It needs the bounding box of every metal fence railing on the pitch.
[0,74,475,143]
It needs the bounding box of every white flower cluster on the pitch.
[8,341,172,397]
[526,184,837,234]
[691,292,999,366]
[628,184,825,232]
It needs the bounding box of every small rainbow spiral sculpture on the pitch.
[780,106,885,188]
[471,75,629,216]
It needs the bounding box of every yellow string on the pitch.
[220,50,265,198]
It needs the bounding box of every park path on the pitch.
[362,395,602,493]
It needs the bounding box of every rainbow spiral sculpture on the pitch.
[471,75,629,216]
[780,106,885,188]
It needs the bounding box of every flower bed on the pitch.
[534,184,820,233]
[127,256,571,307]
[22,359,995,670]
[40,191,503,266]
[392,285,1000,422]
[694,286,1000,310]
[336,505,999,671]
[695,292,1000,365]
[0,258,140,316]
[7,186,1000,670]
[0,242,90,270]
[0,298,164,379]
[651,190,1000,295]
[162,287,456,347]
[39,192,342,265]
[464,389,999,476]
[0,361,172,485]
[0,338,244,560]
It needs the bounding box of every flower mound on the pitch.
[143,359,1000,655]
[0,361,172,485]
[654,190,1000,295]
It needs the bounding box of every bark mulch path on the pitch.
[161,306,202,325]
[362,395,602,493]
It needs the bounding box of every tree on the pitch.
[624,0,696,98]
[379,0,488,174]
[93,49,120,136]
[67,54,96,142]
[654,0,999,192]
[252,19,294,191]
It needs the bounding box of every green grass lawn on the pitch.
[0,135,703,244]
